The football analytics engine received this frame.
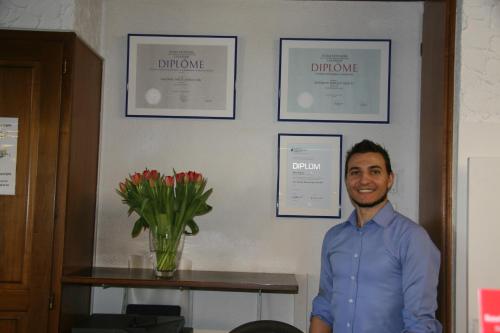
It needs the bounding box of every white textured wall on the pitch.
[459,0,500,122]
[0,0,102,52]
[73,0,102,52]
[455,0,500,332]
[0,0,75,29]
[94,0,423,331]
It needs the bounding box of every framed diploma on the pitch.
[278,38,391,123]
[126,34,237,119]
[277,134,342,218]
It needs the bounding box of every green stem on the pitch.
[152,231,183,272]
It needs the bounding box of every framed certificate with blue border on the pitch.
[126,34,237,119]
[277,134,342,218]
[278,38,391,123]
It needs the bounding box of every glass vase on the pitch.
[149,227,185,278]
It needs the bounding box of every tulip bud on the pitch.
[150,170,159,180]
[165,176,174,187]
[131,172,142,185]
[119,182,126,193]
[176,172,186,184]
[195,173,203,183]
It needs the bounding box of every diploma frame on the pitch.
[278,38,391,123]
[126,34,237,119]
[276,134,342,218]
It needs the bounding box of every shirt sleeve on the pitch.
[311,231,334,327]
[400,226,442,333]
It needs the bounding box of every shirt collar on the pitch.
[347,201,395,228]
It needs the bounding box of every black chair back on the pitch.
[229,320,303,333]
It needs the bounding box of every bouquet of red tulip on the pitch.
[117,169,212,276]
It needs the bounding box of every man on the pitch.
[310,139,441,333]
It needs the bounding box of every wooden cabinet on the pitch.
[0,30,102,333]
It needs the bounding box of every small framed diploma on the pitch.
[278,38,391,123]
[126,34,237,119]
[277,134,342,218]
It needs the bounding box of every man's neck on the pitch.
[355,200,388,228]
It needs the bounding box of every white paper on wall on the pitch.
[0,117,19,195]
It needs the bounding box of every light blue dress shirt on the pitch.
[311,202,442,333]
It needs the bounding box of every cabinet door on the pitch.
[0,38,64,333]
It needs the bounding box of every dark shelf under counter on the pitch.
[62,267,299,294]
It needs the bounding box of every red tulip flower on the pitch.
[195,173,203,183]
[150,170,159,180]
[176,172,186,184]
[130,172,142,185]
[165,176,174,187]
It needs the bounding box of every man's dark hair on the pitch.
[344,139,392,177]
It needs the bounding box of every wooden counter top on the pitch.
[62,267,299,294]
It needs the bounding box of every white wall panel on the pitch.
[467,157,500,332]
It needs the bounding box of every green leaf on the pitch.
[132,217,148,237]
[196,204,212,216]
[184,219,199,236]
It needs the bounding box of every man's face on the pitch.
[345,152,394,209]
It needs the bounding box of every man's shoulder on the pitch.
[389,210,421,230]
[389,211,435,245]
[324,220,351,239]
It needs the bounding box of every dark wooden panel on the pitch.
[0,312,27,333]
[0,30,66,333]
[0,319,17,333]
[420,0,455,332]
[0,290,29,311]
[63,36,102,273]
[0,65,34,285]
[48,34,103,333]
[58,285,92,333]
[63,268,299,294]
[25,39,64,333]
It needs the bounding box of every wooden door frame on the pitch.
[420,0,456,332]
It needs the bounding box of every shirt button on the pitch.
[354,253,359,258]
[350,275,355,280]
[347,322,351,327]
[348,298,354,303]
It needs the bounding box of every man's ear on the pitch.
[388,172,395,190]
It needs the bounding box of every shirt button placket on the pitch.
[348,229,363,332]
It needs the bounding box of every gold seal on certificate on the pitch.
[145,88,162,105]
[297,92,314,109]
